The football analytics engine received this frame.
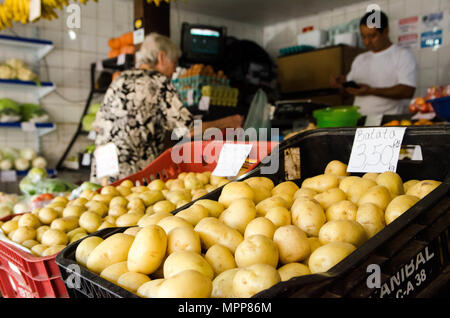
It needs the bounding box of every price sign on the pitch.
[198,96,210,111]
[0,171,17,183]
[94,143,119,178]
[187,90,194,106]
[21,122,36,132]
[117,54,126,66]
[96,61,104,72]
[133,28,145,45]
[347,127,406,173]
[81,153,91,166]
[88,130,97,140]
[212,144,253,177]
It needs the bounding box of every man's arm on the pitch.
[346,84,416,100]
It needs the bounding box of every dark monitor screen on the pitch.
[181,23,226,64]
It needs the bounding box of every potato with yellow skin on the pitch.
[313,188,347,210]
[79,211,102,234]
[69,197,88,207]
[108,206,127,218]
[244,217,275,239]
[100,261,129,284]
[98,221,115,231]
[339,176,361,194]
[136,278,165,298]
[62,205,85,218]
[362,173,380,181]
[151,200,175,214]
[18,213,41,229]
[31,244,49,256]
[12,227,36,244]
[301,174,339,193]
[308,242,356,273]
[291,198,326,237]
[194,200,225,218]
[273,225,310,264]
[358,185,392,210]
[191,189,209,201]
[293,188,318,200]
[324,160,349,177]
[115,213,144,228]
[36,225,50,242]
[356,203,385,238]
[85,201,108,218]
[157,216,193,234]
[38,207,59,225]
[234,235,279,268]
[148,179,167,191]
[167,226,201,254]
[244,177,275,191]
[22,239,39,249]
[218,182,255,208]
[385,195,420,225]
[120,180,134,188]
[92,194,115,206]
[406,180,441,199]
[51,217,79,233]
[80,190,96,201]
[278,263,311,281]
[272,181,299,199]
[205,244,237,276]
[109,196,128,208]
[164,250,214,279]
[123,227,142,236]
[117,272,151,293]
[347,178,377,204]
[265,206,291,228]
[41,229,69,246]
[176,204,210,226]
[42,245,66,256]
[70,232,88,244]
[255,196,289,217]
[326,200,358,222]
[138,212,172,227]
[219,198,256,235]
[232,264,281,298]
[376,172,404,197]
[128,225,167,275]
[86,233,134,274]
[75,236,104,267]
[1,220,18,235]
[158,269,212,298]
[100,186,120,196]
[211,268,240,298]
[403,180,420,194]
[319,220,367,248]
[116,186,131,197]
[194,217,244,253]
[67,228,89,240]
[131,186,150,193]
[139,191,165,207]
[165,190,191,205]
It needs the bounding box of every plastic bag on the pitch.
[243,89,271,140]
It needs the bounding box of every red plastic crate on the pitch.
[0,214,69,298]
[110,140,278,186]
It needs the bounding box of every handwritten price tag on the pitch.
[117,54,126,66]
[347,127,407,173]
[212,144,253,177]
[199,96,210,111]
[187,90,194,106]
[94,143,119,178]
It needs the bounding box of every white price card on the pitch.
[94,143,119,178]
[81,153,91,166]
[212,144,253,177]
[133,28,145,45]
[21,122,36,132]
[199,96,210,111]
[0,171,17,183]
[347,127,407,173]
[29,0,41,22]
[88,130,97,140]
[117,54,126,66]
[187,90,194,106]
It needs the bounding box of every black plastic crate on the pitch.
[56,126,450,298]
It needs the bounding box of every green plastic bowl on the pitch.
[313,106,361,128]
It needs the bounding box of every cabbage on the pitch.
[20,148,38,161]
[27,167,47,183]
[19,104,47,122]
[88,103,101,114]
[32,156,47,169]
[81,181,101,191]
[0,98,20,116]
[36,179,77,194]
[0,159,12,171]
[1,147,19,162]
[82,113,96,132]
[14,158,30,171]
[19,177,37,195]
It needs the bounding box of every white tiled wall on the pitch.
[263,0,450,98]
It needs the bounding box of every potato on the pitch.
[31,244,49,256]
[194,217,244,253]
[347,179,377,204]
[100,261,129,283]
[338,176,361,194]
[219,198,256,234]
[157,216,193,234]
[8,229,16,240]
[115,213,144,227]
[41,229,69,246]
[291,198,326,237]
[147,179,166,191]
[38,207,59,225]
[274,193,294,209]
[86,233,134,274]
[52,196,69,205]
[235,235,278,268]
[123,226,142,236]
[18,213,41,229]
[165,190,191,205]
[79,211,102,233]
[137,279,165,298]
[1,220,18,235]
[128,225,167,275]
[406,180,441,199]
[326,200,358,222]
[301,174,339,193]
[244,177,274,191]
[278,263,311,281]
[272,181,299,198]
[205,184,217,193]
[308,242,356,273]
[385,195,420,225]
[42,245,66,256]
[205,244,237,276]
[62,205,86,218]
[232,264,281,298]
[305,237,323,265]
[319,220,367,247]
[324,160,349,176]
[198,172,211,185]
[313,188,346,209]
[69,197,88,207]
[362,173,380,181]
[86,201,108,218]
[152,200,176,214]
[211,268,240,298]
[167,226,201,254]
[265,206,291,228]
[75,236,104,267]
[244,217,275,239]
[176,204,210,226]
[117,272,151,293]
[158,269,212,298]
[403,180,420,193]
[119,179,133,188]
[22,239,39,249]
[249,186,272,205]
[98,221,115,231]
[210,175,228,186]
[92,194,115,205]
[194,200,224,218]
[255,196,289,217]
[70,232,88,244]
[358,185,392,210]
[51,217,79,233]
[356,203,385,238]
[138,212,172,227]
[127,198,146,211]
[80,190,96,201]
[273,225,310,264]
[117,186,132,197]
[293,187,318,200]
[376,172,404,197]
[12,226,36,244]
[139,191,165,207]
[131,186,150,193]
[164,250,214,279]
[109,196,128,208]
[218,182,254,208]
[167,179,185,191]
[36,225,50,242]
[108,206,128,218]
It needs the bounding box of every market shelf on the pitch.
[0,121,56,137]
[14,169,57,177]
[0,34,54,61]
[0,79,56,100]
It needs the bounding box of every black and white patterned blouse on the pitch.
[91,69,194,182]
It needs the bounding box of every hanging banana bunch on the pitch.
[146,0,172,7]
[0,0,98,31]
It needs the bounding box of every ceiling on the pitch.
[173,0,365,26]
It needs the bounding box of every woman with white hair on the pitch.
[92,33,243,183]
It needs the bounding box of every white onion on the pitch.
[32,156,47,169]
[20,148,37,161]
[0,159,13,171]
[14,158,30,171]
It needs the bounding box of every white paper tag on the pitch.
[21,122,36,132]
[88,130,97,140]
[96,61,104,72]
[1,171,17,182]
[212,144,254,177]
[347,127,407,173]
[117,54,126,66]
[364,114,384,127]
[411,112,436,120]
[81,153,91,166]
[187,90,194,106]
[29,0,41,22]
[94,143,119,178]
[133,28,145,45]
[199,96,211,111]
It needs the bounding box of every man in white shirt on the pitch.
[331,11,417,116]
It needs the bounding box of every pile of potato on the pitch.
[73,160,441,298]
[0,171,230,257]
